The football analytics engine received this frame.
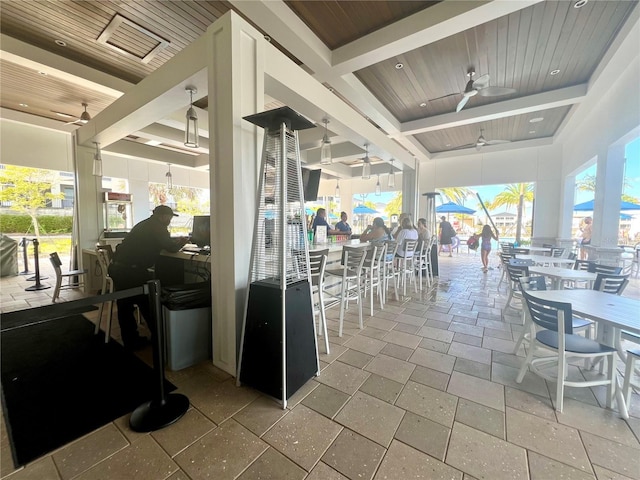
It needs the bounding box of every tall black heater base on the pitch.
[240,278,317,403]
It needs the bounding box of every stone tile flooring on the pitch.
[1,253,639,479]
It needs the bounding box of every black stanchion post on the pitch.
[25,239,50,291]
[19,237,31,275]
[129,279,189,432]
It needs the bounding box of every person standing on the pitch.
[438,216,455,256]
[311,207,340,235]
[109,205,190,350]
[334,211,352,235]
[480,224,498,272]
[580,216,592,260]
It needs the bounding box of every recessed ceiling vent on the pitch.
[97,14,169,64]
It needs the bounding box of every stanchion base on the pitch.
[25,284,51,291]
[19,271,31,276]
[129,393,189,432]
[27,275,48,281]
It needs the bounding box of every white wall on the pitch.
[1,119,73,171]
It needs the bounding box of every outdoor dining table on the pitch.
[528,266,597,289]
[525,246,552,254]
[528,289,640,419]
[515,254,575,267]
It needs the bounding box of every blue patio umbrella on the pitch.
[574,199,640,211]
[435,201,476,214]
[353,204,378,214]
[305,207,314,215]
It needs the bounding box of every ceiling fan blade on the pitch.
[456,96,470,112]
[478,86,517,97]
[473,74,490,89]
[451,143,476,150]
[429,92,460,102]
[485,139,511,145]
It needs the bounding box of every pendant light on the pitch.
[362,143,371,179]
[335,178,340,197]
[375,175,381,196]
[92,142,102,177]
[388,160,396,188]
[184,87,199,148]
[165,163,173,190]
[320,118,332,164]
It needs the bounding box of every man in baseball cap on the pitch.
[109,205,189,350]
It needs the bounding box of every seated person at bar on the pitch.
[109,205,190,350]
[360,217,392,243]
[334,211,352,235]
[312,208,340,235]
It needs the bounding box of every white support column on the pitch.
[587,143,626,264]
[74,142,103,253]
[402,165,417,220]
[207,12,264,376]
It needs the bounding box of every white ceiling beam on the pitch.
[305,142,368,165]
[0,34,131,97]
[134,122,209,152]
[105,140,200,168]
[330,0,544,76]
[76,35,209,147]
[401,84,588,135]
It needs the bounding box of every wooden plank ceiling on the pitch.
[0,0,636,162]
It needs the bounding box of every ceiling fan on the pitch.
[429,68,516,112]
[55,102,92,125]
[453,128,511,151]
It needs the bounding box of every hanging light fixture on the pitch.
[165,163,173,190]
[92,142,102,177]
[320,118,332,164]
[362,143,371,180]
[375,175,381,195]
[335,178,340,197]
[388,159,396,188]
[184,87,199,148]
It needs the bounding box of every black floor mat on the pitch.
[1,314,173,467]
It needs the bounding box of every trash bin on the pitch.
[0,235,18,277]
[161,281,212,371]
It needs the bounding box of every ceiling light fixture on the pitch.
[375,175,381,196]
[362,144,371,180]
[320,118,332,165]
[395,62,403,69]
[19,103,28,107]
[38,71,47,76]
[55,39,67,47]
[419,102,427,107]
[529,130,536,134]
[184,87,199,148]
[53,111,75,119]
[574,0,588,8]
[166,163,173,190]
[529,117,544,123]
[79,103,91,123]
[388,159,396,188]
[92,142,103,177]
[550,69,561,76]
[335,179,340,198]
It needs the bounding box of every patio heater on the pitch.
[238,107,318,408]
[422,192,440,276]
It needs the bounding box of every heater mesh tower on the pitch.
[238,107,318,407]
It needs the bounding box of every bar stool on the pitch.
[308,249,331,354]
[95,245,115,342]
[397,239,418,296]
[414,239,432,290]
[382,240,399,304]
[325,245,367,337]
[363,243,386,316]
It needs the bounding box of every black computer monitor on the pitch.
[191,215,210,248]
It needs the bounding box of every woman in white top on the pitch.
[395,216,419,257]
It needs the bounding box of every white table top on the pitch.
[309,239,369,254]
[528,289,640,334]
[529,266,597,282]
[516,254,575,266]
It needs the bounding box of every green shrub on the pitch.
[0,214,73,234]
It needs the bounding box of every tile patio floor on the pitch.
[1,252,639,479]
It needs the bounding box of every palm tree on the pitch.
[437,187,474,205]
[488,183,534,243]
[577,173,639,204]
